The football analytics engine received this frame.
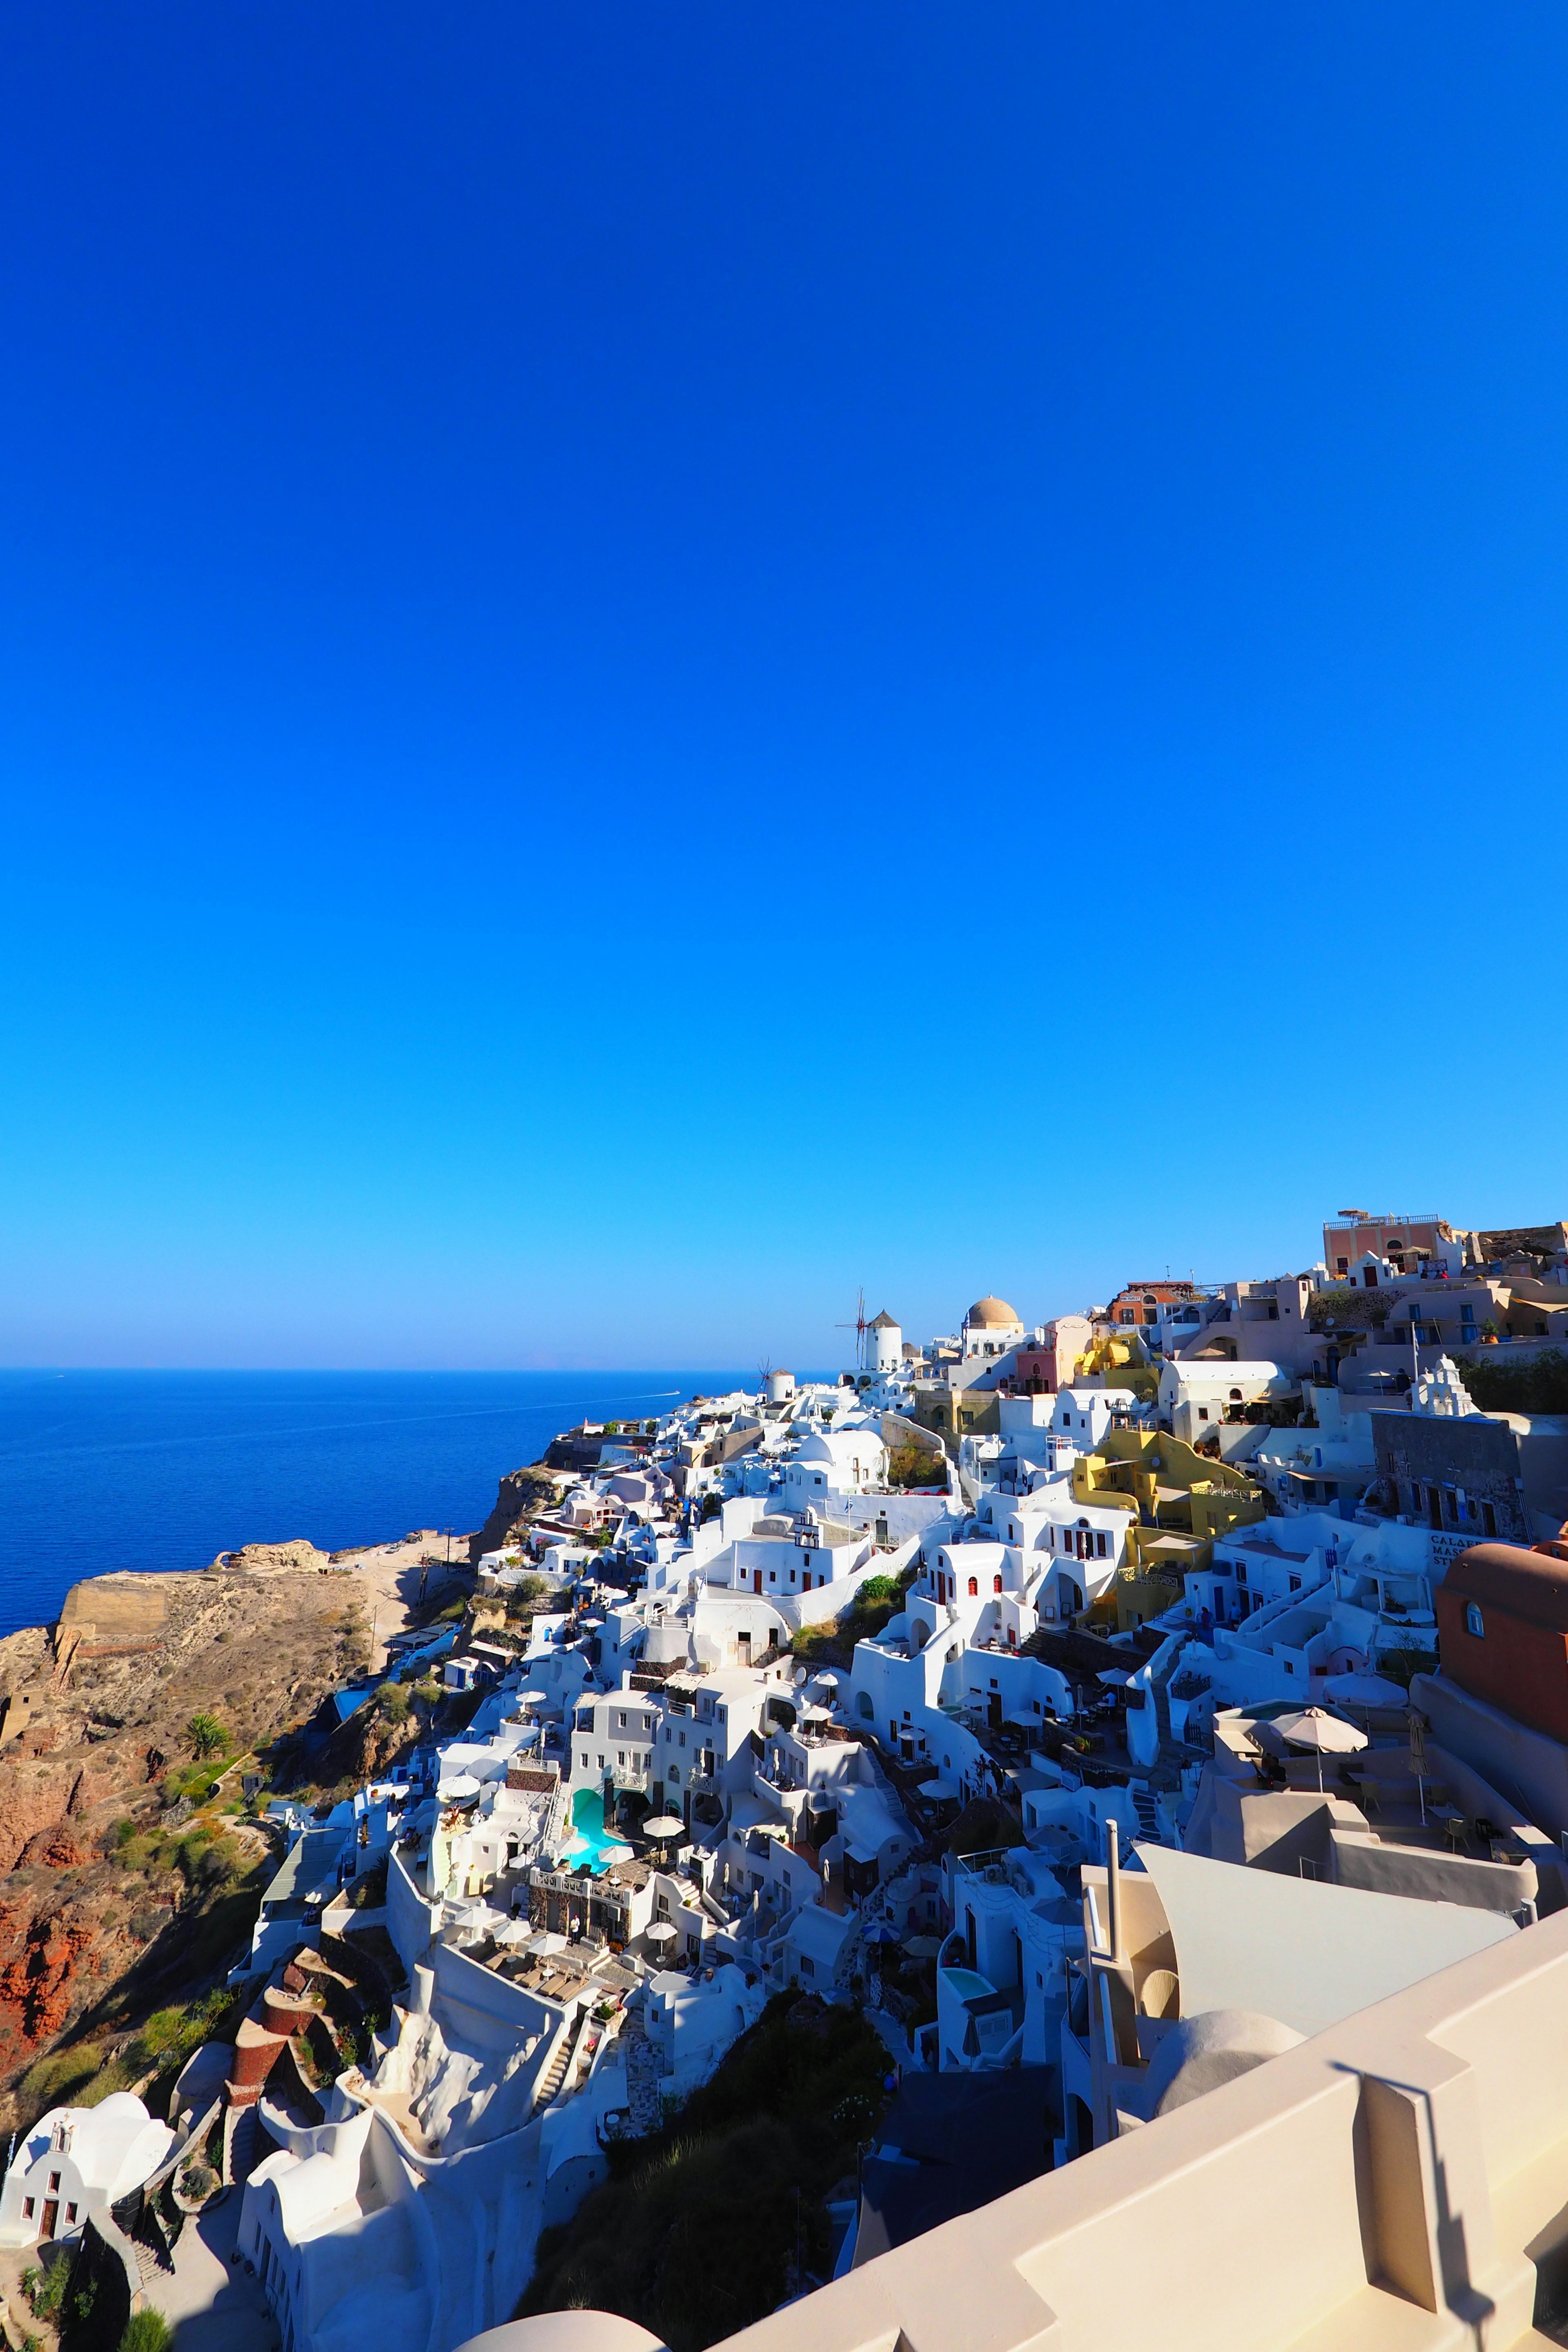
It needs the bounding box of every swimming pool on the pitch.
[941,1966,996,2001]
[557,1788,634,1875]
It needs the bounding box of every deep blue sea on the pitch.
[0,1369,803,1641]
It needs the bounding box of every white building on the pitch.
[1158,1358,1296,1445]
[0,2094,175,2247]
[961,1295,1026,1359]
[866,1310,903,1374]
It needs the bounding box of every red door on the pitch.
[753,1570,762,1594]
[41,2201,57,2241]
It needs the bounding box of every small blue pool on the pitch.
[941,1967,996,2001]
[558,1788,634,1875]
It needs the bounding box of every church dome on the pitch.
[966,1296,1021,1329]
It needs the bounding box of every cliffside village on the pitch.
[14,1206,1568,2352]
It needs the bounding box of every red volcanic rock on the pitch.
[0,1912,98,2042]
[0,1761,83,1874]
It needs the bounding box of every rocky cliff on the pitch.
[0,1557,387,2124]
[468,1465,568,1564]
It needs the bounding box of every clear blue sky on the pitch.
[4,5,1567,1370]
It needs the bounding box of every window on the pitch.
[1466,1603,1485,1639]
[22,2198,33,2221]
[1198,1407,1209,1421]
[967,1577,978,1597]
[65,2204,77,2225]
[1095,1532,1108,1558]
[798,1955,815,1977]
[993,1574,1003,1593]
[48,2173,60,2194]
[1336,1256,1349,1273]
[580,1751,588,1769]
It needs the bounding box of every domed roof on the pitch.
[1146,2009,1304,2117]
[1446,1541,1568,1632]
[966,1295,1021,1328]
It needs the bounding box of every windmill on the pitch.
[836,1288,868,1372]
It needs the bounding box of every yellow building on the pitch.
[1066,1428,1266,1631]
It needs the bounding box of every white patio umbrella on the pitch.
[1273,1706,1368,1792]
[529,1930,569,1957]
[645,1920,678,1943]
[641,1814,685,1838]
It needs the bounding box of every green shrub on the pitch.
[120,2311,175,2352]
[1455,1348,1568,1414]
[375,1682,411,1724]
[519,1992,889,2352]
[26,2256,67,2319]
[853,1574,902,1607]
[888,1442,947,1489]
[77,2058,133,2108]
[185,1713,231,1760]
[19,2042,103,2118]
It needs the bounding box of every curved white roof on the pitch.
[27,2094,175,2201]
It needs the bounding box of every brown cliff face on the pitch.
[0,1910,99,2045]
[468,1465,566,1565]
[0,1554,419,2129]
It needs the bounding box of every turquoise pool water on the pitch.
[941,1967,996,2001]
[558,1788,634,1875]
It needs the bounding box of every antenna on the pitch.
[835,1288,868,1370]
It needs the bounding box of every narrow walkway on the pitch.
[142,2190,276,2352]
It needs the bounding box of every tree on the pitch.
[185,1713,230,1760]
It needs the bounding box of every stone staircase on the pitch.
[531,2022,576,2115]
[1131,1784,1161,1843]
[229,2105,269,2185]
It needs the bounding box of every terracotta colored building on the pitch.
[1437,1542,1568,1744]
[1105,1281,1199,1331]
[1321,1210,1454,1280]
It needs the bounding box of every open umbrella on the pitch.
[861,1922,900,1949]
[1273,1705,1368,1792]
[645,1920,678,1947]
[529,1931,568,1957]
[641,1812,686,1860]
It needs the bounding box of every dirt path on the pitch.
[327,1532,474,1670]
